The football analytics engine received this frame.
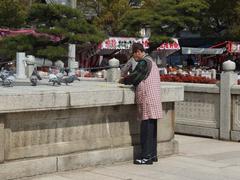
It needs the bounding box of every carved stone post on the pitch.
[220,60,238,140]
[68,44,78,72]
[16,52,27,79]
[0,120,4,163]
[106,58,121,82]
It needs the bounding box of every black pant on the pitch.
[140,119,157,158]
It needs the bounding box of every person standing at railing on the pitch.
[119,43,162,165]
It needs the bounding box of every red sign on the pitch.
[157,42,180,50]
[99,37,149,49]
[227,41,240,53]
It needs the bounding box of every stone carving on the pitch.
[175,92,219,128]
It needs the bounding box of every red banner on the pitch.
[99,37,149,49]
[227,41,240,53]
[157,41,180,50]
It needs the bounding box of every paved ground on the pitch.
[20,135,240,180]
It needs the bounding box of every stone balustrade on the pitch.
[0,81,183,180]
[162,82,220,139]
[162,60,240,141]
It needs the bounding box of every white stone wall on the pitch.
[3,104,174,161]
[0,102,177,180]
[230,86,240,141]
[0,82,183,179]
[232,95,240,131]
[163,82,240,140]
[176,92,219,128]
[161,82,220,138]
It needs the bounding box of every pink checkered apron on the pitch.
[135,59,162,121]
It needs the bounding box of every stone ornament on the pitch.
[222,60,236,71]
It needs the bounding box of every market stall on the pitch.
[76,37,149,77]
[160,41,226,82]
[151,38,180,66]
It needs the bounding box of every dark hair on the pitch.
[131,43,145,53]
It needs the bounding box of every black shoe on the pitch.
[134,158,153,165]
[151,156,158,162]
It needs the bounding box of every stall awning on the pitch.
[182,47,225,54]
[154,38,180,57]
[98,37,149,50]
[227,41,240,53]
[157,38,180,50]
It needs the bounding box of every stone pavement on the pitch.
[20,135,240,180]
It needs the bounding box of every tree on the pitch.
[0,0,27,28]
[230,1,240,39]
[0,3,105,61]
[118,0,209,50]
[78,0,132,36]
[199,0,240,40]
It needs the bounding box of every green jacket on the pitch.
[123,55,152,86]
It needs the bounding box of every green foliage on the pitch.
[0,35,36,60]
[79,0,132,36]
[0,34,58,60]
[28,3,105,44]
[197,0,240,40]
[36,46,68,61]
[0,0,27,28]
[119,0,208,49]
[3,0,240,61]
[175,0,209,31]
[0,3,105,61]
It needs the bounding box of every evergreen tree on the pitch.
[0,2,105,61]
[200,0,240,40]
[0,0,27,28]
[118,0,209,50]
[78,0,132,36]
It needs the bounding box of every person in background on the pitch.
[119,43,162,165]
[120,57,138,77]
[99,55,111,68]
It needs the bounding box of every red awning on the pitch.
[157,42,180,50]
[157,38,180,50]
[226,41,240,53]
[98,37,149,50]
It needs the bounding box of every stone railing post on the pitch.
[106,58,121,82]
[0,120,3,163]
[220,60,238,140]
[16,52,27,79]
[68,44,78,72]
